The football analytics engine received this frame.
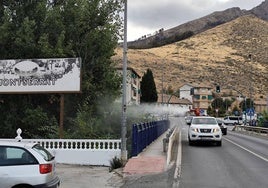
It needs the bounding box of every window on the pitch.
[201,96,207,99]
[133,90,137,97]
[229,116,242,121]
[194,95,200,99]
[0,146,37,166]
[192,118,217,125]
[33,144,54,161]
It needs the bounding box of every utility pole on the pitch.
[161,69,164,104]
[248,54,253,123]
[121,0,128,164]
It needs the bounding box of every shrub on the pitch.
[109,156,123,172]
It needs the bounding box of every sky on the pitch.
[126,0,265,41]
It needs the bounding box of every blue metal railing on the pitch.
[131,119,170,157]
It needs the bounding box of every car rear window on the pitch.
[32,144,54,161]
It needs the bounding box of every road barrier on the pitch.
[234,125,268,137]
[131,119,170,157]
[166,127,178,165]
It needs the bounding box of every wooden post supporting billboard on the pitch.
[59,94,64,138]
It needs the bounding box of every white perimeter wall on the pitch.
[0,138,121,166]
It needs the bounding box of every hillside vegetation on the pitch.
[114,15,268,100]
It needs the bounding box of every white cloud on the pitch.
[126,0,264,41]
[127,22,153,41]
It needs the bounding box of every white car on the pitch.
[0,141,60,188]
[188,116,222,146]
[223,116,243,125]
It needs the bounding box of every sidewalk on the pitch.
[123,131,168,176]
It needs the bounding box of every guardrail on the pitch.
[131,119,170,157]
[234,125,268,137]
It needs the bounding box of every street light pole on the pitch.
[121,0,128,164]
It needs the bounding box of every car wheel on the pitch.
[189,140,194,146]
[188,136,194,146]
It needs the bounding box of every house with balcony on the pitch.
[179,83,213,115]
[116,67,141,105]
[191,84,213,115]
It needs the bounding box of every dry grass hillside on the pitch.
[113,15,268,100]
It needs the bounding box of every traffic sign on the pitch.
[246,108,255,116]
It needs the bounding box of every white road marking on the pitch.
[224,137,268,162]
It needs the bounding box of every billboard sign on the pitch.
[0,58,81,93]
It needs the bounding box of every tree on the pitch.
[140,69,158,103]
[239,98,254,111]
[210,97,231,117]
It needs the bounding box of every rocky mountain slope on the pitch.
[128,0,268,49]
[113,15,268,100]
[250,0,268,20]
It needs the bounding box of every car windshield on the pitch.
[192,118,217,125]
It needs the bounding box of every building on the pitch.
[191,84,213,115]
[179,83,213,115]
[254,100,268,113]
[179,83,194,103]
[116,67,141,105]
[157,93,192,115]
[158,93,192,106]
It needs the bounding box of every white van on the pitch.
[223,116,243,125]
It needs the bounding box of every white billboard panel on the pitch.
[0,58,81,93]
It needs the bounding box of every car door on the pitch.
[0,146,39,187]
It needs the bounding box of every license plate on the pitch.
[201,137,211,140]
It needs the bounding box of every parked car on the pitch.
[0,141,60,188]
[223,116,243,125]
[216,119,227,135]
[188,116,222,146]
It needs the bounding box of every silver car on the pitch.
[0,141,60,188]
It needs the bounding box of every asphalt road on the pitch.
[179,118,268,188]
